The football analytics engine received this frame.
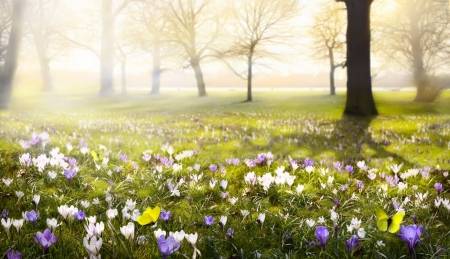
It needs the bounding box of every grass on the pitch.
[1,88,450,258]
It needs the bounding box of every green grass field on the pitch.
[1,89,450,258]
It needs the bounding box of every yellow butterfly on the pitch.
[137,206,161,226]
[376,208,405,233]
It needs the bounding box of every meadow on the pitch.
[1,89,450,258]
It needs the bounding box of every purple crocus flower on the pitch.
[357,181,364,189]
[345,165,354,174]
[34,229,57,254]
[434,183,443,195]
[411,215,418,224]
[227,228,234,237]
[160,211,172,222]
[345,235,359,254]
[2,209,8,218]
[398,225,423,255]
[315,226,329,250]
[78,140,88,148]
[74,210,86,222]
[64,169,76,181]
[209,164,217,173]
[203,215,214,227]
[6,250,22,259]
[158,235,181,259]
[68,158,77,167]
[119,154,128,162]
[221,192,229,199]
[302,158,314,167]
[26,210,39,225]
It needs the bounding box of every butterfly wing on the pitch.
[388,211,405,233]
[376,208,389,232]
[137,207,153,226]
[91,151,99,162]
[149,206,161,222]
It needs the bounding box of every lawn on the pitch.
[1,89,450,258]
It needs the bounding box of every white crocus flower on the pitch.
[12,219,24,233]
[257,213,265,225]
[296,184,305,194]
[46,218,59,231]
[120,222,135,240]
[185,232,198,245]
[83,235,103,257]
[32,194,40,205]
[306,219,315,227]
[2,178,12,186]
[106,208,118,220]
[81,200,91,209]
[170,230,185,243]
[154,228,166,239]
[219,216,227,227]
[1,218,12,237]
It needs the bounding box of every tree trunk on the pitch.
[409,9,431,102]
[342,0,377,116]
[328,46,336,96]
[99,0,114,97]
[247,48,254,102]
[151,37,161,95]
[120,58,127,95]
[33,33,53,91]
[191,57,207,97]
[0,0,26,109]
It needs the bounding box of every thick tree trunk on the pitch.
[99,0,114,97]
[151,38,161,95]
[328,47,336,96]
[120,58,127,95]
[247,49,254,102]
[342,0,377,116]
[0,0,26,109]
[191,57,207,97]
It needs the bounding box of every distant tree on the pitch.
[309,1,346,96]
[218,0,299,102]
[27,0,66,91]
[59,0,135,97]
[0,0,26,109]
[163,0,223,97]
[378,0,450,102]
[131,1,174,95]
[336,0,377,116]
[0,1,13,70]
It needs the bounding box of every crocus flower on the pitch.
[434,183,443,195]
[203,215,214,227]
[209,164,217,173]
[46,218,59,231]
[26,210,39,225]
[6,249,22,259]
[219,216,227,227]
[2,209,9,218]
[227,228,234,238]
[83,235,102,258]
[315,226,329,250]
[119,153,128,162]
[12,219,24,233]
[1,218,12,237]
[160,211,172,222]
[64,169,76,181]
[158,235,181,259]
[34,229,57,254]
[398,224,423,255]
[120,222,135,240]
[345,235,359,254]
[74,210,86,222]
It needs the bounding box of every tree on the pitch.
[310,1,346,96]
[59,0,135,97]
[219,0,299,102]
[163,0,222,97]
[336,0,378,116]
[131,0,174,95]
[27,0,66,91]
[0,0,26,109]
[378,0,450,102]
